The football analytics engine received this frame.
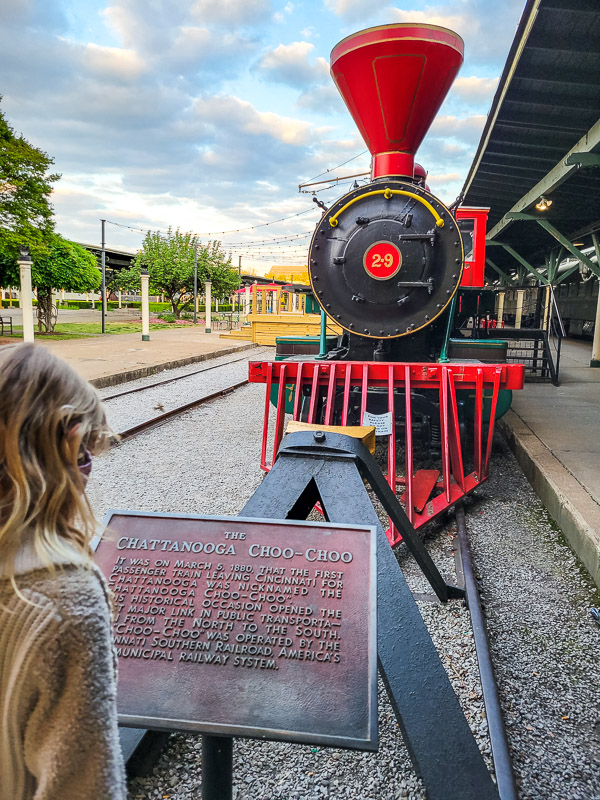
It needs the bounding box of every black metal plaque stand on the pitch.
[202,735,233,800]
[241,430,500,800]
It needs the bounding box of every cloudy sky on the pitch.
[1,0,526,273]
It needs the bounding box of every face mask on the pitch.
[78,449,93,481]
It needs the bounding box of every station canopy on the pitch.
[461,0,600,285]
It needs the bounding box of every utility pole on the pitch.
[194,243,198,325]
[101,219,106,334]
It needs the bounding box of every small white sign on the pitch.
[362,411,393,436]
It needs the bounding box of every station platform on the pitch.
[500,339,600,587]
[33,329,258,388]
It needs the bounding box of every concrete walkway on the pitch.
[1,306,142,324]
[29,328,257,387]
[500,338,600,586]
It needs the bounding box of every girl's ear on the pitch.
[66,423,83,461]
[68,423,81,438]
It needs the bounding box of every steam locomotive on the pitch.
[249,23,524,537]
[308,24,489,364]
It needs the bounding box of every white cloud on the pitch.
[191,0,272,26]
[297,84,344,115]
[255,41,329,88]
[389,6,477,42]
[193,94,313,146]
[323,0,388,21]
[84,43,146,81]
[102,0,180,52]
[389,1,525,63]
[429,114,487,144]
[451,75,499,104]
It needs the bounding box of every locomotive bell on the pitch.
[308,23,465,343]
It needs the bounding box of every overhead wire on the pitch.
[302,150,369,184]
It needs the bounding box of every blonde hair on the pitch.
[0,344,113,588]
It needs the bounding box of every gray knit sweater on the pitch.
[0,549,127,800]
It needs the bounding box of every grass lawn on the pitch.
[2,321,187,340]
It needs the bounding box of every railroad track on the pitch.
[116,380,248,441]
[101,350,272,442]
[454,503,517,800]
[102,354,252,401]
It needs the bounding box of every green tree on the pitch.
[203,241,241,300]
[119,228,239,318]
[0,101,59,273]
[0,104,102,332]
[32,235,100,332]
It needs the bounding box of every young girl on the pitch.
[0,343,127,799]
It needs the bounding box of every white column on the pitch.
[18,250,35,343]
[205,281,212,333]
[515,289,524,329]
[591,280,600,367]
[141,269,150,341]
[215,298,219,312]
[118,288,122,309]
[245,285,251,315]
[543,285,551,331]
[496,291,505,326]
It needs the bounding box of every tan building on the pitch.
[264,265,309,285]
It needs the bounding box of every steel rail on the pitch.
[116,380,248,442]
[455,502,518,800]
[102,355,252,401]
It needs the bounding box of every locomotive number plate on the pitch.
[363,240,402,280]
[94,511,378,750]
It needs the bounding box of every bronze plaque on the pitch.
[95,511,377,750]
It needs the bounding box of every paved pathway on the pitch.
[502,338,600,584]
[20,328,256,385]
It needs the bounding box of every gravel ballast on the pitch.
[87,364,600,800]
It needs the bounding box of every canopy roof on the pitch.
[461,0,600,282]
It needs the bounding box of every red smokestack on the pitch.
[331,24,464,179]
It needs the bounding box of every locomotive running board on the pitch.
[241,430,500,800]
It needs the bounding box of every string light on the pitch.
[105,206,318,238]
